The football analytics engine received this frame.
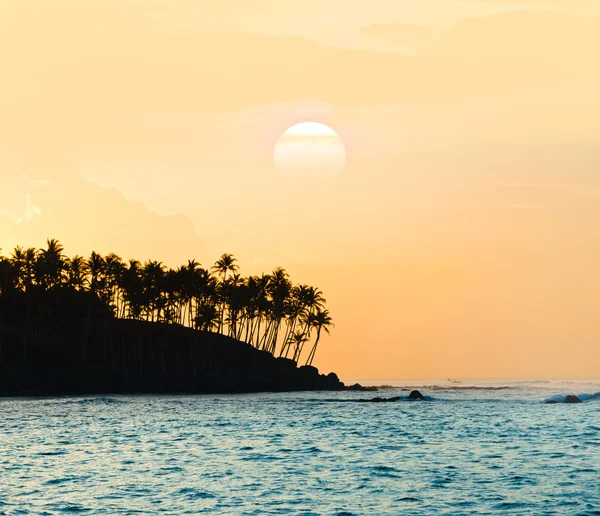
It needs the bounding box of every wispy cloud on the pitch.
[24,193,41,220]
[360,23,433,46]
[503,183,600,197]
[1,193,42,223]
[24,175,50,188]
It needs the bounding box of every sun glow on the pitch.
[274,122,346,178]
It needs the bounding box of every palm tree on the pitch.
[264,268,291,354]
[211,253,239,282]
[287,331,309,363]
[102,253,125,315]
[12,246,37,364]
[82,251,107,363]
[11,246,36,292]
[249,274,270,347]
[223,273,244,338]
[180,260,200,326]
[195,304,220,332]
[304,309,334,366]
[35,238,65,290]
[66,256,87,290]
[280,292,304,357]
[211,253,239,334]
[85,252,104,295]
[0,241,335,369]
[141,260,166,322]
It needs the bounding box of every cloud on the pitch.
[361,23,433,46]
[1,8,598,143]
[24,193,42,221]
[1,5,599,263]
[0,162,205,264]
[504,183,600,197]
[470,0,600,14]
[481,0,596,4]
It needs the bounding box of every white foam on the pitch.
[544,392,600,403]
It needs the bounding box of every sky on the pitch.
[1,0,599,379]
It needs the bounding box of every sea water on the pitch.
[1,379,599,515]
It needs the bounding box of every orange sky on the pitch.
[1,0,599,379]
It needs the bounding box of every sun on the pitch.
[274,122,346,178]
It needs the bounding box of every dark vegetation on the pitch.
[0,239,346,395]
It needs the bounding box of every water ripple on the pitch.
[1,385,600,514]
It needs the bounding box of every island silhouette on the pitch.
[0,239,360,396]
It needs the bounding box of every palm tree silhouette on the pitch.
[0,239,334,368]
[11,246,36,364]
[287,331,309,363]
[304,309,334,366]
[35,238,65,290]
[66,256,87,291]
[211,253,239,333]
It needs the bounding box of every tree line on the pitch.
[0,239,333,366]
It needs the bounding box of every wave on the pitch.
[61,397,130,406]
[544,392,600,403]
[392,385,512,391]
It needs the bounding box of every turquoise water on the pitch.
[1,379,599,515]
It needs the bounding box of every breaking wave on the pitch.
[544,392,600,403]
[393,385,512,391]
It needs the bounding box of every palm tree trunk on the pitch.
[244,317,252,343]
[255,318,262,347]
[259,320,272,350]
[306,330,321,366]
[282,318,297,353]
[292,342,301,362]
[265,322,277,353]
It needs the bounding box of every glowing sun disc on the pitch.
[274,122,346,178]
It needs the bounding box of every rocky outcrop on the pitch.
[408,390,426,400]
[545,395,583,404]
[347,383,378,392]
[358,396,401,403]
[357,390,428,403]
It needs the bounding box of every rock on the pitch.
[346,383,378,392]
[298,365,319,376]
[408,390,425,401]
[322,372,344,390]
[326,372,340,383]
[364,397,383,403]
[544,400,558,404]
[359,396,401,403]
[275,357,297,369]
[564,395,582,404]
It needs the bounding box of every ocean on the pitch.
[1,379,599,515]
